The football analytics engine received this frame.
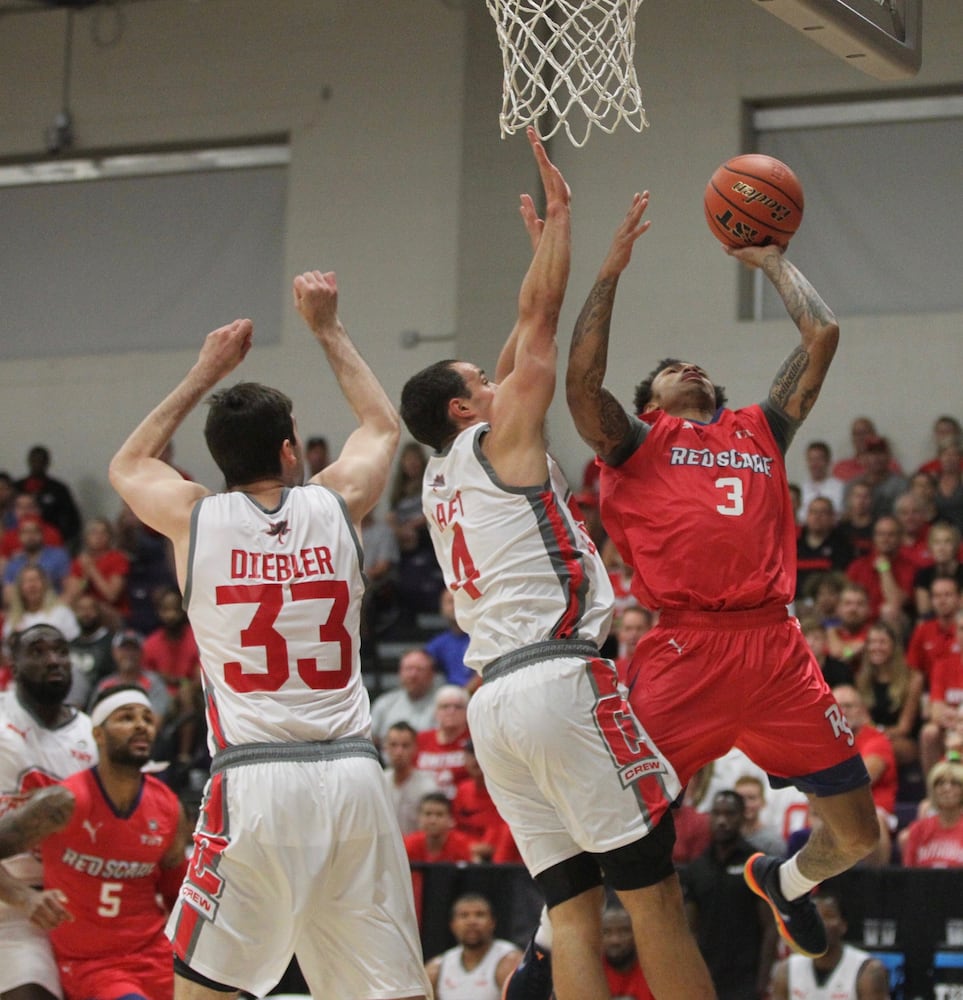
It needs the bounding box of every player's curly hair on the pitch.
[632,358,727,415]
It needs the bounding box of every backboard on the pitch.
[752,0,921,79]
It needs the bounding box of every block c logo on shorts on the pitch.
[181,834,228,920]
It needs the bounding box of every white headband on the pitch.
[90,689,153,728]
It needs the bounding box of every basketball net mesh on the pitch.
[486,0,646,148]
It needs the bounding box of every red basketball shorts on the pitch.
[624,607,868,797]
[57,936,172,1000]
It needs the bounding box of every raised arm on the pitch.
[493,186,547,383]
[485,128,571,478]
[728,245,840,423]
[566,192,650,463]
[294,271,400,526]
[108,319,253,551]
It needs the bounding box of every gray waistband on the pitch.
[482,639,601,683]
[210,738,378,774]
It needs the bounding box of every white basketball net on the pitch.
[486,0,647,148]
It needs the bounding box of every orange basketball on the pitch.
[704,154,804,249]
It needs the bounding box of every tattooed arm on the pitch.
[0,785,75,860]
[730,245,839,424]
[567,192,651,464]
[0,785,75,928]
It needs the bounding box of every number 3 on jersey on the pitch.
[715,477,745,517]
[215,580,351,692]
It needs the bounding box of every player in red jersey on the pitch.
[601,905,655,1000]
[565,191,879,960]
[0,685,188,1000]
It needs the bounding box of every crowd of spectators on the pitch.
[783,418,963,856]
[0,443,204,812]
[3,417,963,997]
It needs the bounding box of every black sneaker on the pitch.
[501,936,553,1000]
[744,852,827,958]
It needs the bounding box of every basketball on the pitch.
[703,154,804,249]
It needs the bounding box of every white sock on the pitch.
[778,854,819,902]
[533,905,553,950]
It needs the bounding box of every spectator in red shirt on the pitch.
[601,540,636,631]
[404,792,474,864]
[671,777,712,866]
[451,741,501,855]
[917,416,963,478]
[832,417,902,483]
[141,585,200,696]
[907,573,961,685]
[63,517,130,628]
[601,905,655,1000]
[826,582,873,669]
[846,515,916,629]
[902,757,963,869]
[14,444,82,551]
[0,493,64,560]
[415,684,470,799]
[893,490,934,571]
[832,685,896,867]
[920,609,963,776]
[403,792,475,926]
[613,604,654,678]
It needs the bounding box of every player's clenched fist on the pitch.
[293,270,340,336]
[197,318,253,380]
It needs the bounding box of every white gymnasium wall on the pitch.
[0,0,467,515]
[0,0,960,518]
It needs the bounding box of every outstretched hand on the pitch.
[724,242,785,270]
[293,270,340,337]
[196,319,253,382]
[519,126,571,251]
[599,191,651,279]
